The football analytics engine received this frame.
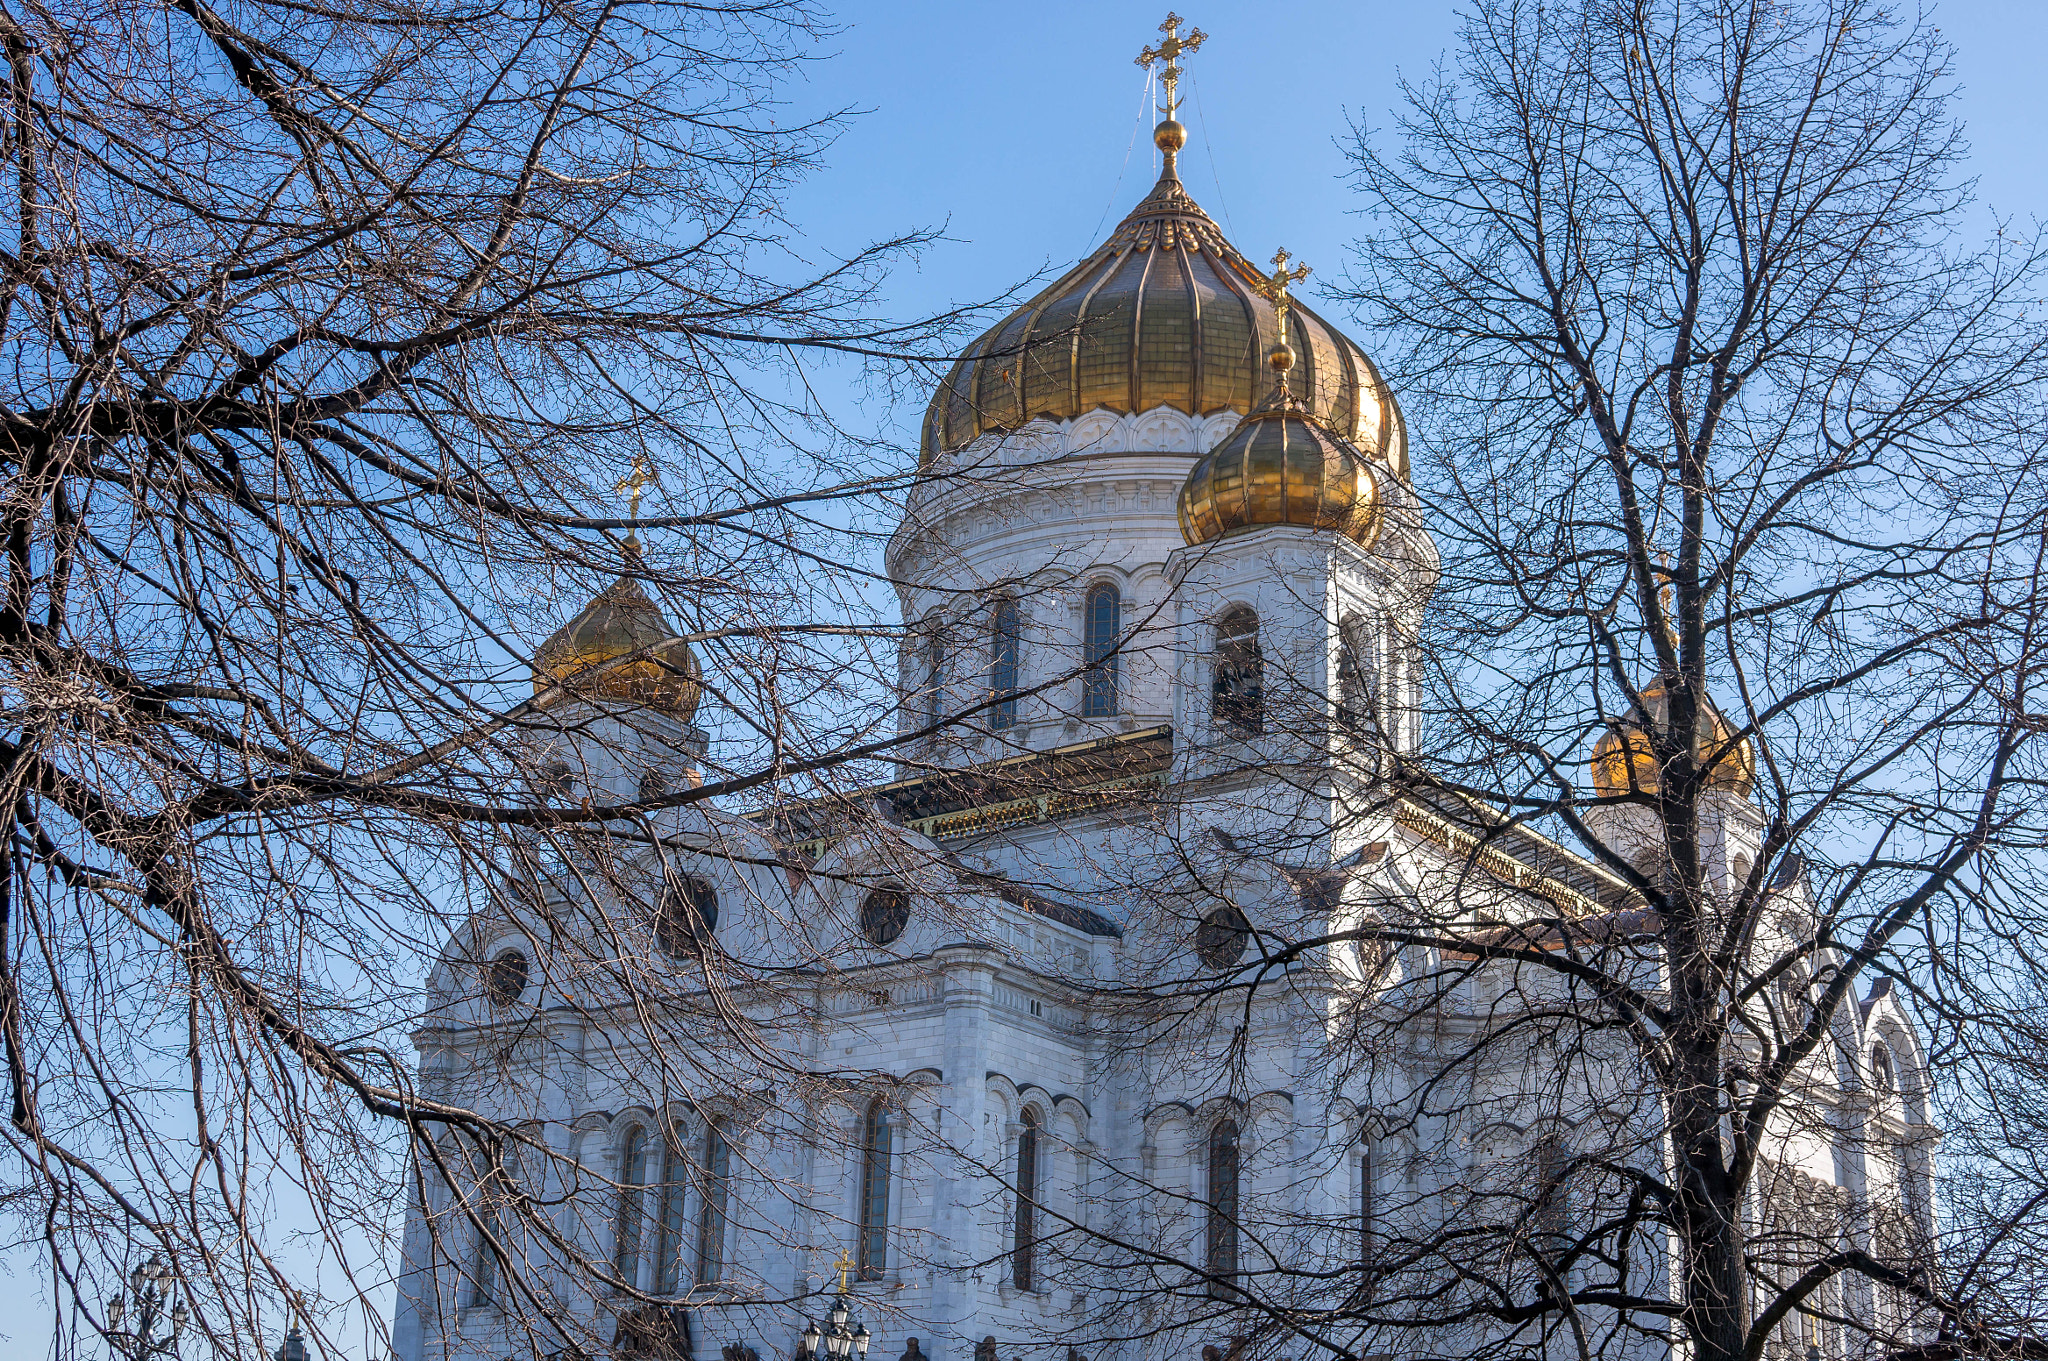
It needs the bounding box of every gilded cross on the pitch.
[615,453,656,520]
[833,1249,855,1294]
[1135,13,1208,123]
[1257,248,1312,341]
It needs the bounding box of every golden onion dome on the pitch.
[1589,682,1755,797]
[533,574,701,722]
[1176,382,1382,547]
[920,160,1406,477]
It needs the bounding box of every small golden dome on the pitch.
[1154,118,1187,152]
[1176,389,1382,548]
[921,165,1405,476]
[1589,682,1754,797]
[534,575,701,722]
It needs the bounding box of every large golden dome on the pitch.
[1177,385,1382,547]
[921,163,1406,476]
[1590,681,1754,797]
[534,575,702,722]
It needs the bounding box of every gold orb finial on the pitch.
[1136,13,1207,177]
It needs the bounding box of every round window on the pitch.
[655,877,719,955]
[485,949,529,1006]
[1194,905,1251,968]
[859,887,912,946]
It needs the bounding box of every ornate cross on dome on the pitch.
[616,453,656,520]
[1258,248,1312,338]
[1136,13,1207,124]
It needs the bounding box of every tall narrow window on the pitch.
[1389,629,1415,749]
[1870,1044,1896,1095]
[924,629,946,732]
[469,1168,504,1308]
[696,1123,731,1285]
[1082,582,1120,718]
[615,1127,651,1288]
[858,1100,892,1280]
[1013,1109,1041,1291]
[1359,1142,1376,1270]
[991,598,1022,730]
[1206,1118,1241,1296]
[1533,1137,1570,1243]
[1212,606,1263,734]
[652,1136,690,1295]
[1337,615,1381,739]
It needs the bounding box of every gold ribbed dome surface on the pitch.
[1177,391,1382,547]
[921,169,1406,475]
[534,576,701,721]
[1590,682,1754,797]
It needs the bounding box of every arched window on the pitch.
[615,1126,651,1287]
[1212,606,1263,734]
[858,1100,892,1280]
[695,1122,731,1285]
[1013,1109,1041,1291]
[1082,582,1120,718]
[991,598,1022,731]
[1206,1118,1240,1295]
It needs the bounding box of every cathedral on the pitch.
[389,19,1934,1361]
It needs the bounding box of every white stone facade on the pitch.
[390,407,1935,1361]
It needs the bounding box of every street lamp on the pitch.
[102,1255,187,1359]
[800,1252,868,1361]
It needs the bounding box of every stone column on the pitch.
[928,945,999,1361]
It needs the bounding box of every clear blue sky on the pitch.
[784,0,2048,457]
[9,3,2047,1356]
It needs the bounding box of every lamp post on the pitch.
[798,1253,870,1361]
[103,1255,189,1359]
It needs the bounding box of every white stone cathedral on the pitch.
[389,36,1935,1361]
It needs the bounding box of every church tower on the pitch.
[887,16,1411,777]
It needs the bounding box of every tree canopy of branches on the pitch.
[1007,5,2048,1361]
[0,0,970,1352]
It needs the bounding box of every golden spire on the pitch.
[1255,248,1312,382]
[1136,12,1207,175]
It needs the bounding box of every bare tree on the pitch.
[0,0,993,1354]
[971,5,2048,1361]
